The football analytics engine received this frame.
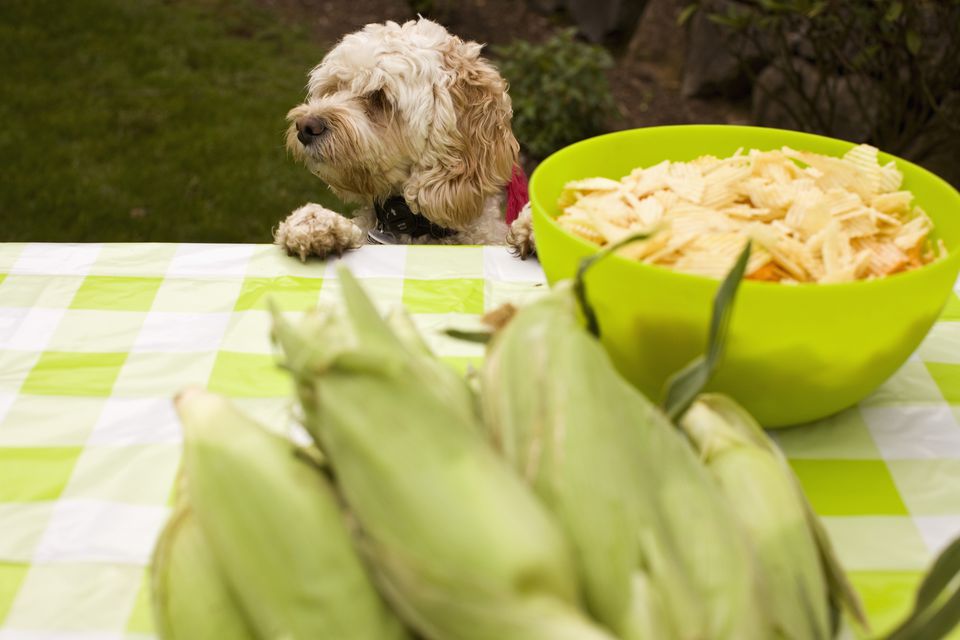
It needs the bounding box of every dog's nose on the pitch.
[295,116,327,146]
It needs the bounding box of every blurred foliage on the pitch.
[0,0,345,242]
[682,0,960,163]
[493,29,617,160]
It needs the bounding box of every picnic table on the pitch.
[1,241,959,638]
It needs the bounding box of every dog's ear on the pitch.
[406,41,520,229]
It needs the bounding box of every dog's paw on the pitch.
[506,203,536,260]
[274,204,366,261]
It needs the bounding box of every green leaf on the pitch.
[885,1,903,22]
[662,241,752,421]
[906,29,922,55]
[885,535,960,640]
[808,1,827,18]
[677,3,699,26]
[573,232,653,337]
[916,536,960,612]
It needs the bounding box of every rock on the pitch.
[681,0,766,98]
[625,0,688,83]
[751,58,878,143]
[564,0,647,46]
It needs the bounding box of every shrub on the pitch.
[493,29,618,160]
[684,0,960,164]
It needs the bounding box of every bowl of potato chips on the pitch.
[529,125,960,427]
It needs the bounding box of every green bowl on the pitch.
[530,125,960,427]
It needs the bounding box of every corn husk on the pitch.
[150,501,256,640]
[481,281,767,640]
[272,267,614,640]
[681,394,868,636]
[175,387,408,640]
[681,395,830,639]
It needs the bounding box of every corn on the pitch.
[150,501,256,640]
[480,282,767,640]
[679,394,833,640]
[175,386,408,640]
[272,267,614,640]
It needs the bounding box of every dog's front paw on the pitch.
[274,204,366,261]
[506,203,536,260]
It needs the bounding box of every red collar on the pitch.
[505,164,529,225]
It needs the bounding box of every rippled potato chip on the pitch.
[555,144,942,283]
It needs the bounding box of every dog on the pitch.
[275,18,535,260]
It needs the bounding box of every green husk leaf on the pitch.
[573,231,653,337]
[885,535,960,639]
[662,241,751,421]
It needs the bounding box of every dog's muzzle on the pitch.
[295,116,327,146]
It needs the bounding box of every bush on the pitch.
[493,29,618,160]
[686,0,960,165]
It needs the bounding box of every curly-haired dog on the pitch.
[276,18,535,259]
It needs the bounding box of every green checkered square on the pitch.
[0,504,53,561]
[220,311,276,355]
[820,517,929,571]
[939,292,960,321]
[917,323,960,364]
[0,352,41,393]
[125,569,154,634]
[90,244,177,276]
[925,362,960,403]
[848,571,923,637]
[486,280,548,311]
[774,407,881,459]
[405,245,483,279]
[0,275,86,308]
[63,444,182,505]
[788,459,909,516]
[47,311,146,353]
[887,460,960,516]
[151,278,243,313]
[246,245,328,277]
[3,563,143,632]
[0,447,83,501]
[317,277,404,311]
[0,563,29,626]
[403,278,484,314]
[0,397,103,447]
[111,352,217,397]
[70,276,163,311]
[21,352,127,396]
[207,351,291,397]
[861,360,945,406]
[234,276,323,312]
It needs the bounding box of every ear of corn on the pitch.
[150,502,256,640]
[680,393,849,639]
[175,386,408,640]
[272,267,615,640]
[480,282,768,640]
[681,393,868,632]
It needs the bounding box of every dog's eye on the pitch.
[365,89,390,114]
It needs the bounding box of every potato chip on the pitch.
[666,162,706,204]
[555,145,939,283]
[843,144,882,196]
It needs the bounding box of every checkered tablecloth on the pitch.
[1,242,959,639]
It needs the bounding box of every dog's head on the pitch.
[286,18,519,230]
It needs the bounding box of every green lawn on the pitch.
[0,0,346,243]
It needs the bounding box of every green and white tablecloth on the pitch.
[1,242,960,639]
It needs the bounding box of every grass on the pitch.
[0,0,345,243]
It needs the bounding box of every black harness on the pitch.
[372,196,456,242]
